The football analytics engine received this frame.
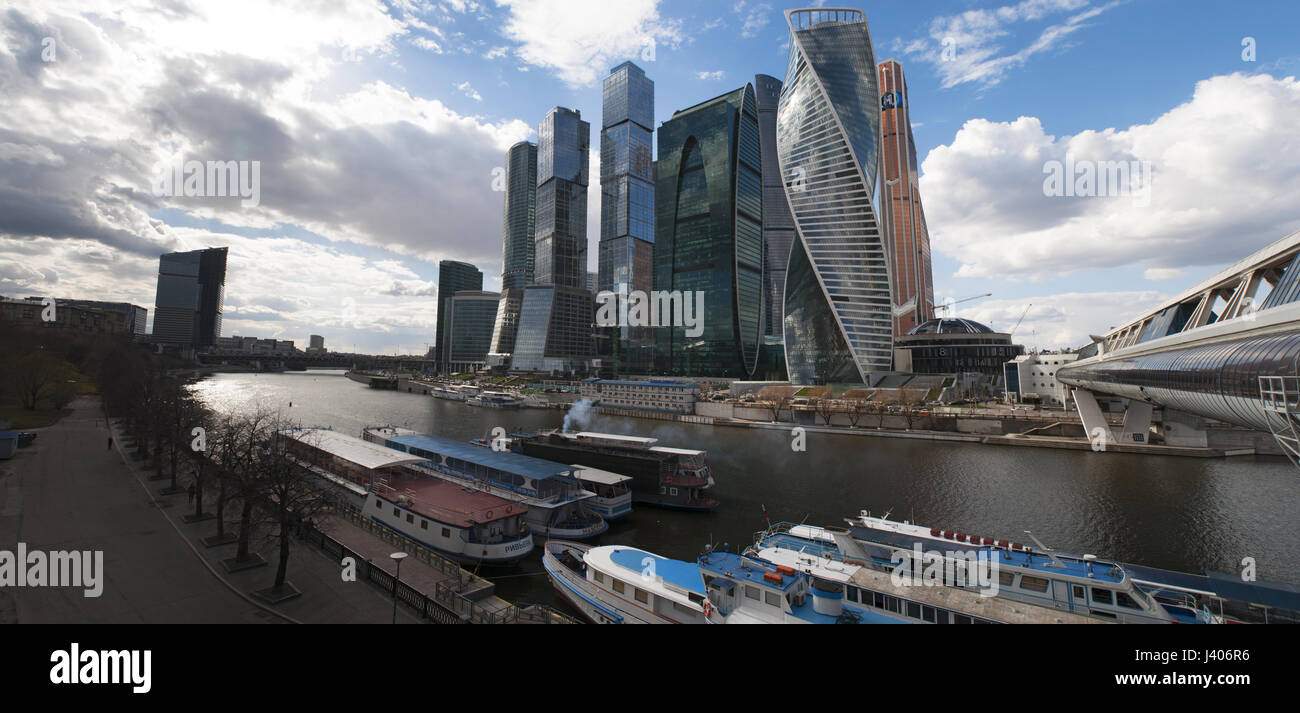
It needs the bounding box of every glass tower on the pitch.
[502,141,537,291]
[447,291,500,373]
[435,260,483,371]
[153,246,226,347]
[535,107,589,289]
[778,8,892,384]
[654,84,764,378]
[878,59,935,338]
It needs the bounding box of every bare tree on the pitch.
[813,398,835,426]
[258,425,331,596]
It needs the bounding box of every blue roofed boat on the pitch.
[363,427,607,539]
[542,540,911,624]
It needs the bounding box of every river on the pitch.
[191,370,1300,607]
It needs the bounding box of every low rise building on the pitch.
[1004,352,1080,406]
[579,379,700,414]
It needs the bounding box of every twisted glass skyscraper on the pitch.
[777,8,893,384]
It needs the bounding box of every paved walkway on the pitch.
[0,396,421,624]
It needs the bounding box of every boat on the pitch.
[748,513,1223,624]
[506,430,718,510]
[429,384,477,401]
[363,427,607,539]
[542,541,908,624]
[568,466,633,520]
[278,428,534,564]
[467,391,522,409]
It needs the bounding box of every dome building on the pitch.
[892,317,1024,379]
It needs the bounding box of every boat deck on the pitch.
[378,477,520,527]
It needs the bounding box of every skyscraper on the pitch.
[778,8,892,384]
[654,84,764,378]
[446,291,500,373]
[435,260,482,371]
[878,59,935,338]
[535,107,589,289]
[511,107,593,373]
[754,73,796,343]
[153,247,227,347]
[502,141,538,291]
[598,61,656,372]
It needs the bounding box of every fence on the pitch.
[298,506,576,624]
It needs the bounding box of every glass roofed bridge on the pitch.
[1057,229,1300,465]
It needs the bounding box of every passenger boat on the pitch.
[467,392,522,409]
[429,384,475,401]
[506,430,718,510]
[750,514,1222,624]
[363,426,607,539]
[278,428,534,564]
[569,466,633,520]
[543,541,907,624]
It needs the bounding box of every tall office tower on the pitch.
[535,107,589,288]
[878,59,935,338]
[654,84,764,379]
[153,247,227,347]
[778,8,892,384]
[512,107,593,373]
[446,291,500,373]
[434,260,483,371]
[754,74,796,344]
[502,141,538,290]
[598,61,656,372]
[486,288,524,367]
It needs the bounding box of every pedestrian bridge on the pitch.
[1057,229,1300,463]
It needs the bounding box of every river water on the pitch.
[191,370,1300,607]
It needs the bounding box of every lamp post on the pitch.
[390,551,408,624]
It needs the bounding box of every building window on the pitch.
[421,520,428,529]
[441,527,451,538]
[393,507,400,516]
[406,513,414,523]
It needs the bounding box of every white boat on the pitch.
[279,428,534,564]
[542,542,707,624]
[568,466,632,520]
[467,392,522,409]
[363,427,607,540]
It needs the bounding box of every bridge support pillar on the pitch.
[1119,400,1153,444]
[1072,389,1115,447]
[1162,408,1208,448]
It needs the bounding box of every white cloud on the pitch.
[454,80,483,101]
[496,0,683,87]
[904,0,1116,89]
[956,290,1169,351]
[733,1,772,39]
[696,70,725,80]
[1143,267,1184,281]
[920,73,1300,281]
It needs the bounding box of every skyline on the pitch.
[2,1,1300,354]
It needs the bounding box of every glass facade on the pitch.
[754,74,795,343]
[502,142,537,291]
[599,62,656,373]
[509,285,593,373]
[654,84,764,378]
[536,107,589,289]
[778,8,892,384]
[153,247,226,347]
[878,59,935,337]
[448,291,500,371]
[487,288,524,366]
[435,260,483,370]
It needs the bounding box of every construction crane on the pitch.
[1010,304,1032,334]
[935,293,991,315]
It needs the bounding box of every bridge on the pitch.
[197,351,437,372]
[1057,229,1300,464]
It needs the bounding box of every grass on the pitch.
[0,402,71,429]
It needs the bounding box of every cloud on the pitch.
[496,0,683,87]
[904,0,1117,89]
[920,73,1300,280]
[453,80,483,100]
[696,70,725,80]
[1143,267,1184,281]
[733,1,772,39]
[955,290,1169,350]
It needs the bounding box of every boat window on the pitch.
[873,591,884,609]
[1116,591,1142,610]
[745,586,761,601]
[764,591,781,607]
[441,528,450,538]
[421,520,428,530]
[1020,575,1050,593]
[613,579,625,594]
[1091,609,1117,619]
[1073,585,1085,602]
[954,614,972,625]
[406,514,414,523]
[392,507,400,517]
[635,588,649,604]
[375,499,381,509]
[998,570,1016,587]
[688,592,703,604]
[922,606,937,623]
[1091,588,1114,605]
[593,570,605,584]
[846,586,859,603]
[907,602,921,619]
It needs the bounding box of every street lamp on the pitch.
[389,551,408,624]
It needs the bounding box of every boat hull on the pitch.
[542,542,679,624]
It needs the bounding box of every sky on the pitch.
[1,0,1298,355]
